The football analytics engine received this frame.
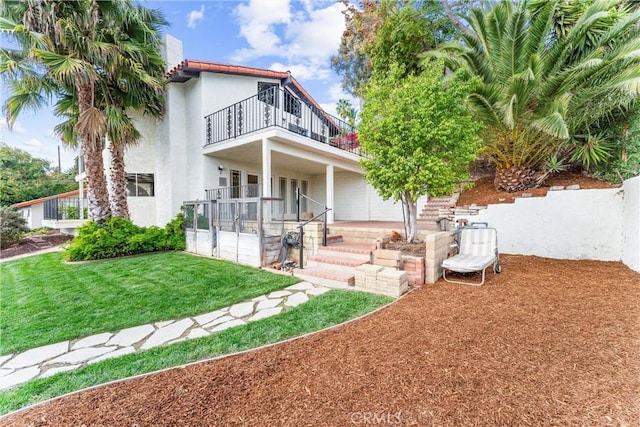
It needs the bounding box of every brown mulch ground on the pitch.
[4,255,639,426]
[457,171,620,207]
[0,233,71,259]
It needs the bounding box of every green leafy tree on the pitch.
[0,145,76,206]
[331,0,457,97]
[359,60,482,242]
[1,0,166,223]
[431,0,640,191]
[0,206,29,248]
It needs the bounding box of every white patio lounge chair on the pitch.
[442,226,502,286]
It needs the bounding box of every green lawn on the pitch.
[0,290,392,415]
[1,251,299,354]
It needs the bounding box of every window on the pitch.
[284,91,301,117]
[258,82,278,107]
[126,173,154,197]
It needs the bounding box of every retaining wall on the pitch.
[455,176,639,272]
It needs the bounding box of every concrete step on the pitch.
[307,254,369,268]
[416,221,439,231]
[293,266,355,288]
[326,234,343,244]
[317,242,373,262]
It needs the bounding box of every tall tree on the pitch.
[430,0,640,191]
[1,0,166,223]
[331,0,457,97]
[0,145,76,206]
[359,61,482,242]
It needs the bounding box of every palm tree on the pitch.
[1,0,166,222]
[431,0,640,191]
[336,98,357,129]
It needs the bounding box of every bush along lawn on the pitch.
[0,290,393,415]
[1,251,299,355]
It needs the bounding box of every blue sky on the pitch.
[0,0,355,171]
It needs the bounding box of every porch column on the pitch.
[262,138,271,197]
[326,164,335,224]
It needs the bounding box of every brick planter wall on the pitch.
[355,264,408,297]
[401,255,425,286]
[425,231,456,283]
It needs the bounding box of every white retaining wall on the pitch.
[465,176,639,272]
[622,176,640,271]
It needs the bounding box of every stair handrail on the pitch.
[297,206,332,270]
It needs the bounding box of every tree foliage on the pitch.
[1,0,167,223]
[430,0,640,191]
[0,206,29,248]
[359,60,482,242]
[0,145,76,206]
[331,0,457,97]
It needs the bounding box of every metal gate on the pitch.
[217,198,261,266]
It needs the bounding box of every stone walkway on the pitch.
[0,281,329,391]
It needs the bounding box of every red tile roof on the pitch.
[166,59,325,112]
[11,189,85,209]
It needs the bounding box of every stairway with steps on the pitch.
[417,195,458,229]
[293,241,374,289]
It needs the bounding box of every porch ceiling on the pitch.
[204,139,359,175]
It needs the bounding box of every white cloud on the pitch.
[232,0,291,61]
[319,82,359,115]
[269,62,332,81]
[0,116,28,135]
[187,5,205,29]
[23,138,43,148]
[231,1,345,81]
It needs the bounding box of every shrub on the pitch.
[0,207,29,248]
[165,212,186,251]
[65,213,186,261]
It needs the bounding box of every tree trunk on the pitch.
[494,165,538,192]
[83,136,111,223]
[76,80,111,223]
[109,142,130,219]
[402,192,419,243]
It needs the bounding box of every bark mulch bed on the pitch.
[457,171,620,207]
[4,255,639,426]
[0,233,71,259]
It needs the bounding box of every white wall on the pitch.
[465,179,640,272]
[467,186,631,263]
[622,176,640,271]
[333,171,422,222]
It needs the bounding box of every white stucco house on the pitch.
[117,35,413,230]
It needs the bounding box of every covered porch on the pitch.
[202,129,372,224]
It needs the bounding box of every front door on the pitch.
[231,170,241,198]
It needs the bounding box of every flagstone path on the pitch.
[0,281,329,391]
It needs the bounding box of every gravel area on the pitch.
[3,255,639,426]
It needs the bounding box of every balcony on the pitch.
[204,87,362,156]
[205,184,260,200]
[43,197,88,220]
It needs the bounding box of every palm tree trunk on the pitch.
[109,142,130,219]
[77,81,111,223]
[83,136,111,223]
[494,165,538,192]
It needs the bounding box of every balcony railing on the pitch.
[205,184,260,201]
[43,197,88,220]
[204,87,363,156]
